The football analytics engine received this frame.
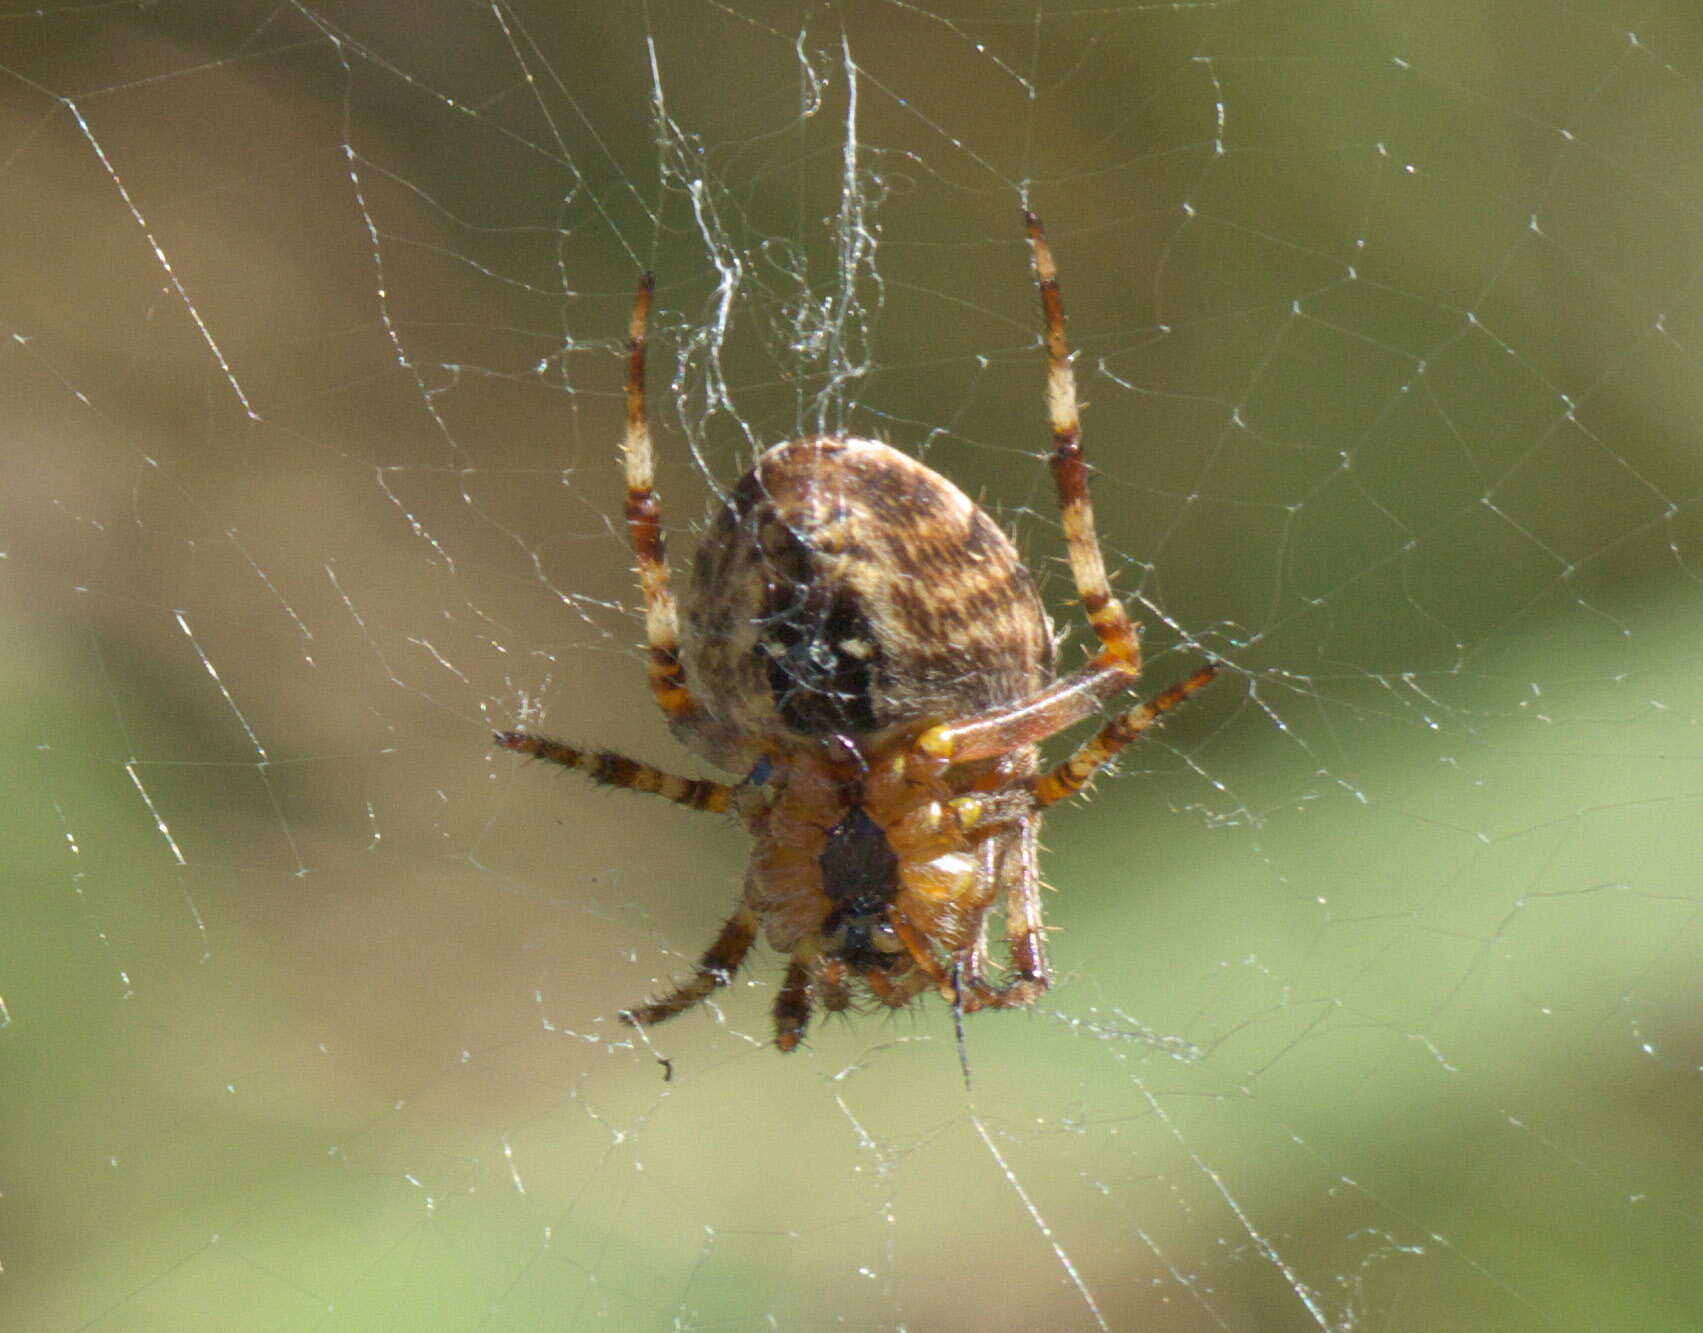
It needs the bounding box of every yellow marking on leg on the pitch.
[1031,662,1220,808]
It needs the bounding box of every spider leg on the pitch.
[994,820,1052,1008]
[1028,211,1141,673]
[889,916,959,1003]
[956,915,995,992]
[816,957,853,1013]
[864,964,931,1009]
[773,953,815,1051]
[1032,662,1220,808]
[622,274,702,735]
[494,731,735,814]
[912,216,1215,769]
[622,907,759,1031]
[916,660,1143,768]
[953,821,1051,1012]
[940,848,1001,1009]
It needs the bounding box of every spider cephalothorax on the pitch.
[498,213,1216,1051]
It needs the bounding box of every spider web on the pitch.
[6,2,1702,1329]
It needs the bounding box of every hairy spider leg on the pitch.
[622,907,760,1031]
[772,953,815,1051]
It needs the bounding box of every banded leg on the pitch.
[1027,211,1141,672]
[622,274,699,732]
[773,955,815,1051]
[622,907,759,1030]
[911,213,1157,769]
[1032,662,1220,808]
[494,731,735,814]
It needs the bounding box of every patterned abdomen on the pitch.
[685,436,1054,752]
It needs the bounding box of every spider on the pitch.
[497,212,1217,1052]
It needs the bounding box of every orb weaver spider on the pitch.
[497,213,1217,1051]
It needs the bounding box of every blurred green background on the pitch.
[4,2,1702,1329]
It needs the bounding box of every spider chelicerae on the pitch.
[497,212,1217,1051]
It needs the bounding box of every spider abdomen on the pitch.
[686,436,1054,756]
